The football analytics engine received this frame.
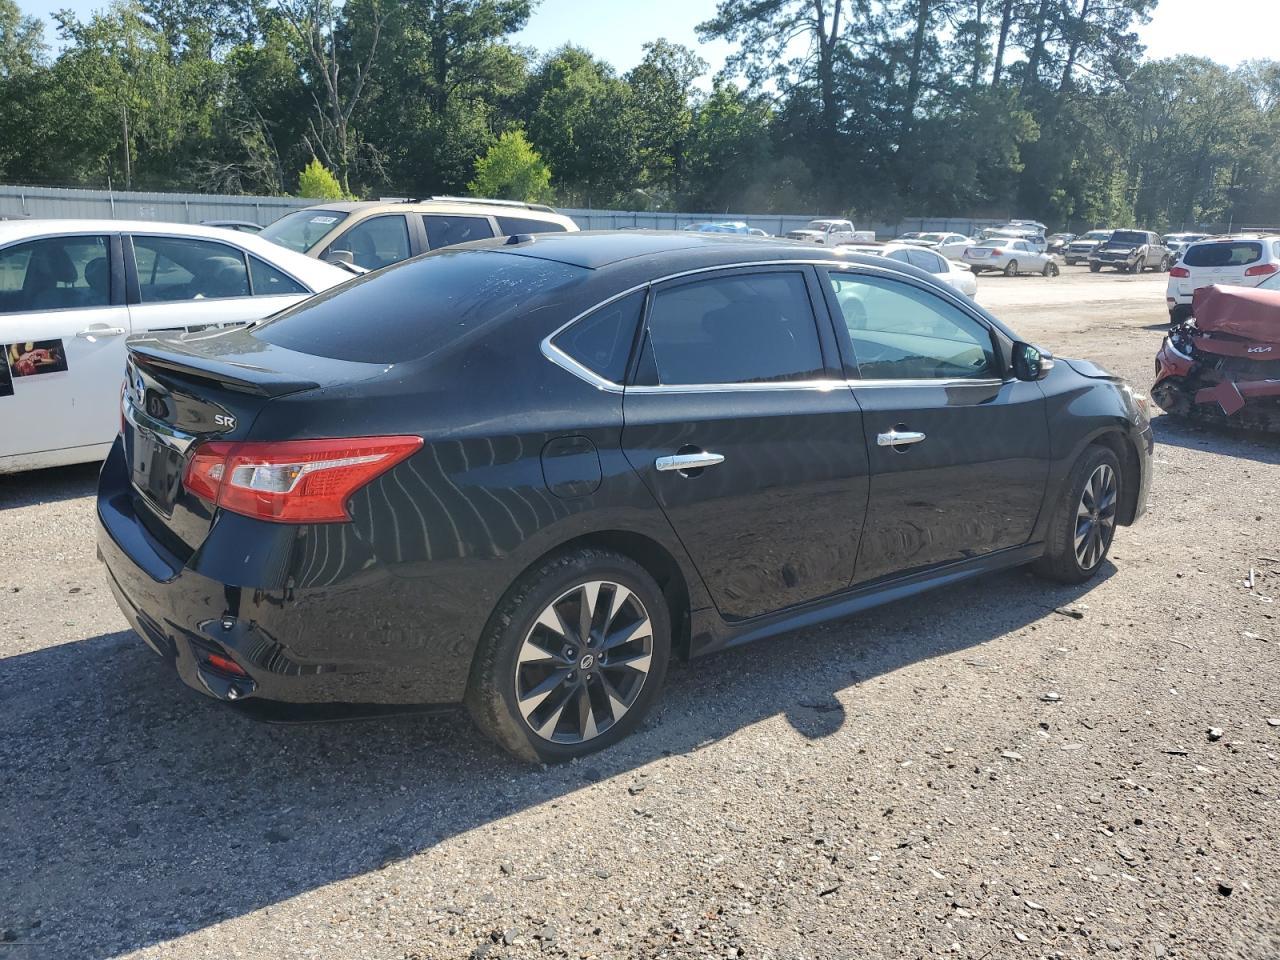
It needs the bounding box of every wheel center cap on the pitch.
[579,653,595,671]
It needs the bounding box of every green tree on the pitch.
[0,0,44,77]
[362,0,532,195]
[625,39,705,203]
[277,0,385,194]
[296,156,347,198]
[526,46,639,206]
[467,129,552,202]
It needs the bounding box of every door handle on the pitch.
[655,451,725,473]
[876,429,926,448]
[76,324,126,339]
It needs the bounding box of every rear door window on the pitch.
[906,249,944,273]
[328,215,410,270]
[0,235,111,313]
[496,215,568,236]
[132,236,250,302]
[1182,241,1262,268]
[423,215,495,249]
[636,271,825,386]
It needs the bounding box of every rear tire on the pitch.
[1032,445,1122,585]
[1004,260,1019,277]
[465,548,671,762]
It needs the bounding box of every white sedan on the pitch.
[902,232,972,259]
[0,219,352,473]
[961,238,1059,276]
[841,242,978,298]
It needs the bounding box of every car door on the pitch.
[817,265,1050,583]
[126,234,309,335]
[620,266,870,621]
[0,232,131,459]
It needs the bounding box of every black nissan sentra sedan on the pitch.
[97,231,1152,761]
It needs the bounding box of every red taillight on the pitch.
[1245,262,1279,277]
[182,436,423,523]
[204,653,248,677]
[1169,266,1190,278]
[989,249,1003,256]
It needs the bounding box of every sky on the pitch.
[14,0,1279,75]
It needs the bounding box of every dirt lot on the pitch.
[3,266,1279,960]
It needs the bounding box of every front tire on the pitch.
[1004,259,1019,277]
[1159,255,1172,272]
[1032,446,1121,584]
[1129,260,1143,273]
[1042,261,1059,277]
[465,548,671,762]
[1089,263,1101,273]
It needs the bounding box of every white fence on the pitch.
[0,183,1008,239]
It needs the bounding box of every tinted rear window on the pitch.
[252,249,588,362]
[1182,241,1262,268]
[496,215,569,236]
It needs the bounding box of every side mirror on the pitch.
[324,249,355,266]
[1012,341,1054,381]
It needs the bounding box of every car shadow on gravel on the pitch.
[1152,412,1280,463]
[0,461,101,509]
[0,564,1110,956]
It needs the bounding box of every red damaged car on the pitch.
[1153,281,1280,430]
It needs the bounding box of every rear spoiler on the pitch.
[128,336,321,398]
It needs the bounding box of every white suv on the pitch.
[1166,235,1280,323]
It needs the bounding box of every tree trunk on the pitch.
[813,0,844,147]
[903,0,932,134]
[991,0,1013,87]
[121,105,131,190]
[970,0,985,88]
[1058,0,1090,92]
[1021,0,1051,95]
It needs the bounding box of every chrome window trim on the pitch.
[539,257,1000,394]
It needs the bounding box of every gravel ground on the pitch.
[2,267,1279,960]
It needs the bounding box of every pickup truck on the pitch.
[1088,230,1172,274]
[785,219,875,245]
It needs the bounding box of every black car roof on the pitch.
[474,229,856,271]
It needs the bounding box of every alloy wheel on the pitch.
[513,580,654,744]
[1074,464,1117,570]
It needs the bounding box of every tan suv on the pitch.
[259,197,579,271]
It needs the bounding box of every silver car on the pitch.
[961,238,1059,276]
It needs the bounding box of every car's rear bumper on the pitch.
[96,437,472,708]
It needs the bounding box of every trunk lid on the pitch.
[123,326,388,559]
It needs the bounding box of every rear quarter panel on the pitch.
[235,302,711,701]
